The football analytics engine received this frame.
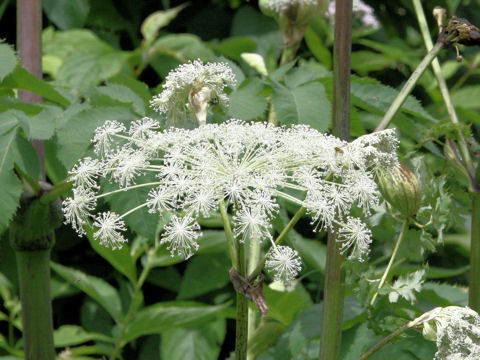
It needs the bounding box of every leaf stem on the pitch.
[370,219,408,306]
[374,41,445,132]
[219,200,238,269]
[358,322,411,360]
[235,240,248,360]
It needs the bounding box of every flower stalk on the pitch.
[370,219,408,306]
[319,0,352,358]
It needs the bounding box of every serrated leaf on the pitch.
[141,4,188,44]
[420,282,468,306]
[53,325,114,347]
[160,318,226,360]
[350,80,434,122]
[152,34,214,61]
[228,78,268,120]
[388,270,425,304]
[0,43,18,81]
[109,75,151,103]
[43,0,90,30]
[0,171,22,233]
[122,301,228,343]
[272,81,331,132]
[16,105,59,140]
[248,320,286,359]
[56,106,136,170]
[264,285,312,325]
[177,254,231,299]
[51,262,122,322]
[304,27,332,69]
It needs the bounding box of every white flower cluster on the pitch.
[269,0,318,13]
[326,0,379,28]
[63,118,397,283]
[150,60,236,125]
[422,306,480,360]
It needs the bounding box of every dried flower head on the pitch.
[150,60,236,125]
[422,306,480,360]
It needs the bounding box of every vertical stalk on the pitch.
[470,193,480,312]
[319,1,351,359]
[246,240,260,360]
[16,250,55,360]
[235,241,248,360]
[370,219,408,306]
[17,0,45,178]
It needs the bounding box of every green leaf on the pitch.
[304,27,332,70]
[51,262,122,322]
[177,254,231,299]
[84,226,137,284]
[109,75,151,103]
[264,285,312,325]
[272,81,331,132]
[420,282,468,306]
[0,171,22,233]
[248,320,286,359]
[53,325,114,347]
[452,85,480,109]
[0,43,18,81]
[16,105,59,140]
[56,106,136,169]
[293,237,326,273]
[89,84,146,116]
[387,270,425,304]
[160,318,226,360]
[43,0,90,30]
[152,34,214,62]
[13,133,41,179]
[211,37,257,62]
[350,80,434,122]
[122,301,228,343]
[351,51,393,75]
[141,4,188,44]
[1,66,70,106]
[228,78,268,120]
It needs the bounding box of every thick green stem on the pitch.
[235,241,248,360]
[219,200,238,269]
[470,193,480,312]
[247,239,260,360]
[16,250,55,360]
[375,41,444,132]
[370,219,408,306]
[412,0,475,179]
[319,1,351,359]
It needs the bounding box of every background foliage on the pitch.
[0,0,479,358]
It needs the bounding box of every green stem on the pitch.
[358,322,411,360]
[219,200,238,269]
[247,239,261,360]
[412,0,475,177]
[235,241,248,360]
[16,250,55,360]
[470,193,480,312]
[14,163,41,194]
[370,219,408,306]
[110,261,152,360]
[248,206,306,280]
[40,181,73,205]
[319,1,352,359]
[375,41,445,132]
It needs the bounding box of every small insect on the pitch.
[209,96,219,106]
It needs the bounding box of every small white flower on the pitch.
[265,245,302,285]
[92,120,126,156]
[150,60,236,124]
[161,215,202,259]
[107,147,148,188]
[338,216,372,261]
[269,0,318,13]
[93,212,128,250]
[146,187,176,214]
[233,207,272,243]
[68,157,102,190]
[62,188,96,235]
[184,187,218,218]
[128,117,159,140]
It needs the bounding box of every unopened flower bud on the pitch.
[377,163,421,217]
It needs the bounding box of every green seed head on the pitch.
[377,163,421,217]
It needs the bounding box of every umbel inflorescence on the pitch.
[63,60,398,285]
